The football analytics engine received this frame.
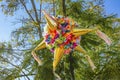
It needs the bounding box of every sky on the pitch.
[0,0,120,42]
[104,0,120,17]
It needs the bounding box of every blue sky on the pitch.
[104,0,120,17]
[0,0,120,42]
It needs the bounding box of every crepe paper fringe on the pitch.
[53,71,61,80]
[96,30,112,45]
[32,51,42,66]
[85,55,96,71]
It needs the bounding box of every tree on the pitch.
[0,0,120,80]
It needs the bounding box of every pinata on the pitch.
[32,11,112,79]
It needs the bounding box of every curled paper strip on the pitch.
[96,30,112,45]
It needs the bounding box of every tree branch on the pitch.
[53,0,55,16]
[30,0,42,38]
[69,51,75,80]
[15,74,36,78]
[39,0,42,22]
[0,55,31,80]
[0,48,31,51]
[62,0,66,16]
[20,0,35,21]
[30,0,39,22]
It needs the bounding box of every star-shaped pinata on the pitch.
[32,11,112,79]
